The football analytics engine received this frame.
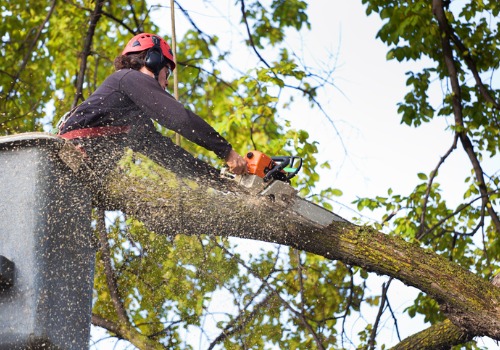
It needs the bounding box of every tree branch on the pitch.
[417,134,458,239]
[418,190,500,240]
[100,152,500,340]
[95,208,168,349]
[217,243,325,349]
[63,0,137,35]
[207,294,273,350]
[72,0,105,108]
[238,0,347,154]
[385,296,402,342]
[91,314,124,338]
[127,0,143,32]
[174,1,217,47]
[341,268,356,348]
[432,0,500,234]
[295,250,326,350]
[239,0,271,69]
[368,278,392,349]
[96,208,130,326]
[445,19,500,113]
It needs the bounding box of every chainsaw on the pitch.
[245,150,302,183]
[222,150,345,227]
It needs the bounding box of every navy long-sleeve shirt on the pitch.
[60,69,232,159]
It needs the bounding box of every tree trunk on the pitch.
[98,151,500,343]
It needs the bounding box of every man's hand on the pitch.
[225,149,248,175]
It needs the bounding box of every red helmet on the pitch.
[122,33,176,70]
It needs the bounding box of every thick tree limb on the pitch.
[97,151,500,342]
[390,265,500,349]
[390,319,472,350]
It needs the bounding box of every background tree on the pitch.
[1,0,499,349]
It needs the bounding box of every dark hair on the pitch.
[114,51,147,71]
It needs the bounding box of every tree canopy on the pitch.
[1,0,499,349]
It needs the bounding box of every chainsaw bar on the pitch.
[228,173,347,228]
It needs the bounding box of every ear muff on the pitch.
[144,36,165,80]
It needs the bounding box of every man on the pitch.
[58,33,247,185]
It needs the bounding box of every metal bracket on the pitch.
[0,255,15,290]
[58,141,86,173]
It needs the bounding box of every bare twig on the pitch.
[368,278,392,350]
[239,0,271,69]
[174,1,217,47]
[239,0,347,154]
[417,134,459,238]
[206,241,282,349]
[294,250,326,350]
[418,190,500,240]
[207,294,273,350]
[385,296,402,342]
[341,267,355,349]
[296,251,306,313]
[217,243,326,349]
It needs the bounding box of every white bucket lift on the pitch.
[0,133,95,350]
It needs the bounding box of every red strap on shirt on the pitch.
[59,126,131,140]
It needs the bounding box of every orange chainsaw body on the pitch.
[244,150,302,182]
[244,151,275,178]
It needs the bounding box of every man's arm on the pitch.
[120,70,247,173]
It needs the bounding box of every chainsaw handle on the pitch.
[263,156,303,182]
[263,157,289,182]
[277,156,302,180]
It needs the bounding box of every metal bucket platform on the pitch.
[0,133,94,350]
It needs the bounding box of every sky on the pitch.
[91,0,498,348]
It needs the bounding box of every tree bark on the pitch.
[390,319,472,350]
[98,151,500,343]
